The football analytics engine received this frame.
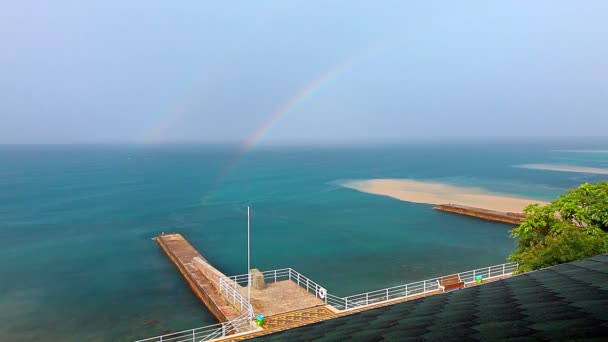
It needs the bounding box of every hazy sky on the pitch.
[1,1,607,144]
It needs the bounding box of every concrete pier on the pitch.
[433,204,525,225]
[153,233,514,342]
[156,234,242,322]
[237,280,324,317]
[157,233,324,322]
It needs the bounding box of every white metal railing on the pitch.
[228,268,329,304]
[134,278,253,342]
[227,262,517,312]
[457,262,518,283]
[134,261,517,341]
[329,278,441,311]
[287,268,327,303]
[228,268,292,287]
[328,262,518,311]
[218,277,253,315]
[132,310,251,342]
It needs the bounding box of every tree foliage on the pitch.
[509,181,608,272]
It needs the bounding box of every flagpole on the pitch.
[247,206,251,303]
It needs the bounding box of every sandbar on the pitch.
[341,179,547,213]
[515,164,608,175]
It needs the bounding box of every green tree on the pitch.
[509,181,608,272]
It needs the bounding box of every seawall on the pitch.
[433,204,524,225]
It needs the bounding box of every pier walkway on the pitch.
[156,234,242,323]
[137,234,517,342]
[237,278,324,317]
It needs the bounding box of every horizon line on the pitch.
[1,136,608,146]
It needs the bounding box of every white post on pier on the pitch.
[247,206,251,303]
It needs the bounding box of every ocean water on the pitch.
[1,140,607,341]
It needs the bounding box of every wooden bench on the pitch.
[438,274,465,292]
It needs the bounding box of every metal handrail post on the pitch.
[386,288,389,302]
[192,329,195,342]
[274,270,277,283]
[366,293,369,306]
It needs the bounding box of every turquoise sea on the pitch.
[1,139,607,341]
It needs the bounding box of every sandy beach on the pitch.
[515,164,608,175]
[341,179,548,213]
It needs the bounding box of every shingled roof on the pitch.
[252,254,608,341]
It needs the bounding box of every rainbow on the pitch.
[143,55,358,193]
[208,57,357,188]
[145,115,175,144]
[241,57,356,150]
